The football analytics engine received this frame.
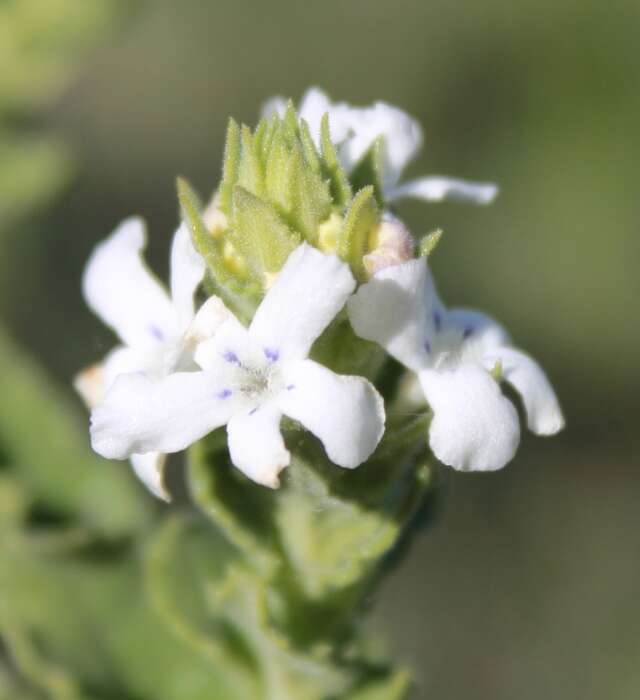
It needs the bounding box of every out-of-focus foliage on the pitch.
[0,0,135,228]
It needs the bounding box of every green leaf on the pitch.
[0,136,73,230]
[310,315,387,381]
[320,114,352,208]
[177,177,259,320]
[274,414,433,603]
[187,435,277,574]
[0,326,150,538]
[288,148,332,243]
[237,125,265,198]
[144,517,255,700]
[347,669,412,700]
[338,186,380,280]
[218,118,241,216]
[263,123,331,243]
[0,523,238,700]
[419,228,443,258]
[230,186,300,278]
[298,119,321,173]
[264,124,295,219]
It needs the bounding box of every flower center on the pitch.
[222,346,284,407]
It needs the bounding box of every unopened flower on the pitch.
[76,217,213,499]
[348,258,564,472]
[264,87,497,206]
[91,244,385,488]
[362,213,414,277]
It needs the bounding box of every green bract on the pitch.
[179,102,387,313]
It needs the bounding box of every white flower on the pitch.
[75,217,213,500]
[263,87,498,206]
[348,258,564,472]
[90,244,386,489]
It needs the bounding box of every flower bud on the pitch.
[317,212,343,253]
[362,214,414,277]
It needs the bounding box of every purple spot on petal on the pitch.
[248,407,258,416]
[424,340,431,354]
[216,389,232,399]
[463,326,474,339]
[286,384,295,391]
[433,311,442,332]
[264,347,279,362]
[223,350,240,364]
[150,325,164,341]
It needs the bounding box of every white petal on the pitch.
[74,362,106,409]
[262,88,347,148]
[340,101,423,189]
[130,452,170,501]
[102,344,160,388]
[227,403,289,488]
[348,258,437,372]
[75,344,158,409]
[261,95,287,118]
[83,217,177,349]
[279,360,385,469]
[445,307,511,355]
[386,176,498,205]
[184,296,235,353]
[483,347,565,435]
[249,243,355,363]
[90,371,238,459]
[170,223,205,330]
[194,314,252,372]
[298,87,339,144]
[419,365,520,472]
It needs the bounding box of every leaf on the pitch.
[144,517,256,700]
[237,125,265,198]
[230,186,300,279]
[187,435,277,574]
[419,228,443,258]
[320,114,352,209]
[288,148,332,243]
[263,122,331,243]
[145,517,355,700]
[177,177,259,320]
[298,119,321,173]
[0,523,238,700]
[218,118,241,216]
[338,186,380,281]
[347,669,412,700]
[273,414,433,605]
[0,136,73,230]
[0,326,150,538]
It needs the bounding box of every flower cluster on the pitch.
[77,88,563,500]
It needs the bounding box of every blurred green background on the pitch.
[1,0,639,698]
